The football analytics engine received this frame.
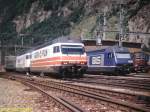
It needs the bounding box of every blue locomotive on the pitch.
[87,46,133,75]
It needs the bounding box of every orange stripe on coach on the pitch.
[32,56,87,64]
[32,57,61,63]
[31,61,62,67]
[61,56,86,60]
[31,56,87,67]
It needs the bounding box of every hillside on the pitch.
[0,0,150,51]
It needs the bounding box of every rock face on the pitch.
[13,1,52,33]
[0,0,149,50]
[128,4,150,47]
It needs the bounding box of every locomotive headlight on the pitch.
[80,62,84,65]
[62,61,68,65]
[128,60,133,63]
[80,62,87,65]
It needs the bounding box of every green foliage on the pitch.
[0,0,149,48]
[0,0,35,20]
[0,0,35,34]
[39,0,70,11]
[15,0,35,14]
[143,45,150,52]
[128,0,150,18]
[22,1,85,45]
[22,14,71,46]
[1,22,16,33]
[69,7,85,23]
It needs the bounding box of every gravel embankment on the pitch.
[0,78,62,112]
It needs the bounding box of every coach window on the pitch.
[53,46,60,53]
[26,55,30,59]
[43,50,47,57]
[30,55,32,59]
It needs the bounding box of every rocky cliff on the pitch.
[0,0,149,50]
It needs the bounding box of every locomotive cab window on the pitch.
[53,46,60,53]
[116,53,131,59]
[135,53,145,59]
[61,45,84,55]
[108,53,113,58]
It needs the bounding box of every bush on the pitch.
[39,0,70,11]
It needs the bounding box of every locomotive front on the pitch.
[57,43,87,77]
[133,52,149,73]
[114,49,133,74]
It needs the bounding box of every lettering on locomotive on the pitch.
[92,56,101,65]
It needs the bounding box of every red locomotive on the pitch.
[132,52,149,73]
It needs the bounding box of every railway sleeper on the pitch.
[22,80,86,112]
[31,79,150,112]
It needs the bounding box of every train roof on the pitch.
[21,37,82,55]
[32,36,81,49]
[5,56,16,58]
[87,46,129,54]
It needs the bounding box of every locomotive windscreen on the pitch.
[61,45,84,55]
[116,53,131,59]
[135,53,145,59]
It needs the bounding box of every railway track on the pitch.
[34,77,150,108]
[68,78,150,91]
[71,74,150,91]
[15,78,85,112]
[8,73,150,112]
[85,74,150,82]
[1,72,150,112]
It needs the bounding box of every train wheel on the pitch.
[40,72,44,77]
[62,70,67,78]
[78,74,84,78]
[142,69,148,73]
[76,71,84,78]
[114,71,120,75]
[26,72,30,77]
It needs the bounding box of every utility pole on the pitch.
[14,45,17,56]
[96,30,102,45]
[96,10,102,45]
[119,3,124,47]
[103,6,107,40]
[93,0,150,48]
[0,39,1,65]
[19,34,26,46]
[0,37,5,65]
[21,36,24,46]
[118,0,126,47]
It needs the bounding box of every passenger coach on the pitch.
[4,56,16,71]
[16,53,31,73]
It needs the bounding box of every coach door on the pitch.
[53,46,61,65]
